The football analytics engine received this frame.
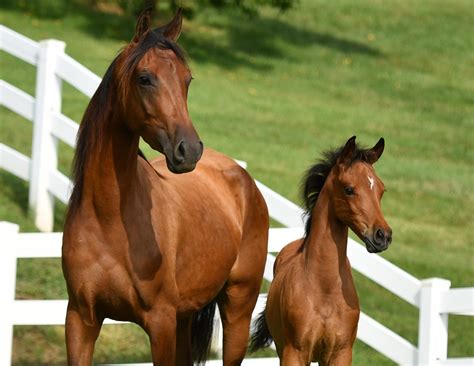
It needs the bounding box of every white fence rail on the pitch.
[1,25,473,365]
[1,223,473,365]
[0,24,99,231]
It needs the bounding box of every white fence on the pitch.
[1,25,473,366]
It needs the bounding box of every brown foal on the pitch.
[62,9,268,366]
[250,136,392,365]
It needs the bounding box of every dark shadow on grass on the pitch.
[1,3,383,67]
[180,16,382,71]
[70,3,137,41]
[68,4,382,71]
[1,2,382,70]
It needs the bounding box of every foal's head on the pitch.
[303,136,392,253]
[115,9,202,173]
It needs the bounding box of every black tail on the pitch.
[249,310,273,353]
[191,298,217,364]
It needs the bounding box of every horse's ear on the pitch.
[338,136,357,165]
[161,8,183,41]
[367,137,385,164]
[133,8,153,43]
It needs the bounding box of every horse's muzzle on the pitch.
[363,227,392,253]
[166,139,204,173]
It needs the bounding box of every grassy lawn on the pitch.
[1,0,473,364]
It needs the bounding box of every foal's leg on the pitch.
[65,302,103,366]
[217,282,261,366]
[144,306,177,366]
[175,316,193,366]
[325,347,353,366]
[281,345,309,366]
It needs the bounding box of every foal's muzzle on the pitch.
[363,227,392,253]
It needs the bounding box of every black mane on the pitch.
[68,30,185,217]
[301,142,377,238]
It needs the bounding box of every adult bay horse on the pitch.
[62,9,268,366]
[250,136,392,365]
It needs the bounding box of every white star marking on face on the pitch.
[368,176,375,191]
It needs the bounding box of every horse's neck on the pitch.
[82,119,141,217]
[303,189,350,289]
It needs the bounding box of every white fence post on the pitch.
[0,222,20,366]
[418,278,451,365]
[29,39,66,232]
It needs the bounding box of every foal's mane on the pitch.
[301,142,377,237]
[68,29,186,216]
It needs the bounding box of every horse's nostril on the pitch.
[178,141,186,155]
[375,228,392,247]
[375,228,387,246]
[376,229,385,240]
[173,139,203,166]
[174,140,186,163]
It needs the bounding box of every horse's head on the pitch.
[331,136,392,253]
[115,9,202,173]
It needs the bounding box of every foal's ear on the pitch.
[133,8,153,43]
[161,8,183,41]
[367,137,385,164]
[338,136,357,165]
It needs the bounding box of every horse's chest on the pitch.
[63,219,169,315]
[314,294,359,328]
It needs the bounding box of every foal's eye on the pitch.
[138,75,152,86]
[344,186,355,196]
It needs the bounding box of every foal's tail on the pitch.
[249,310,273,352]
[191,298,217,364]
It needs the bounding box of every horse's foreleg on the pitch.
[218,283,260,366]
[145,307,177,366]
[175,316,193,366]
[65,302,102,366]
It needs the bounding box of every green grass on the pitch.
[1,0,473,364]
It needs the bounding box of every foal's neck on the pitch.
[303,188,350,287]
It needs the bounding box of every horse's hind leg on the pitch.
[65,302,102,366]
[217,281,261,366]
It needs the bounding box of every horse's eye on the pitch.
[138,75,152,86]
[186,76,194,87]
[344,186,355,196]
